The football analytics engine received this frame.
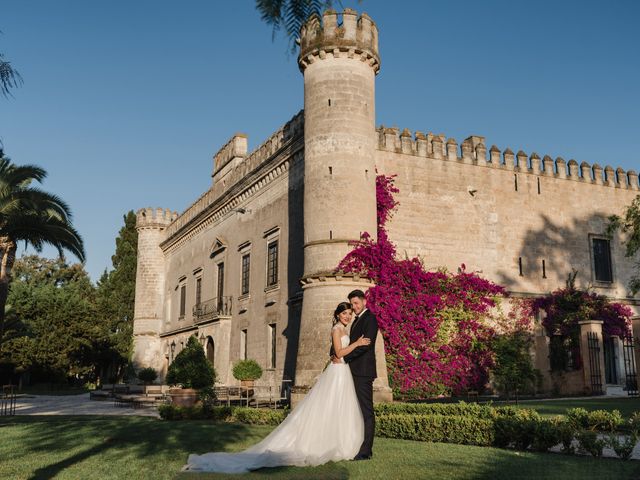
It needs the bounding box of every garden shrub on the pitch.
[607,433,637,460]
[158,404,288,425]
[376,413,494,446]
[166,336,216,389]
[567,408,623,432]
[576,430,607,458]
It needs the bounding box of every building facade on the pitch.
[133,9,639,398]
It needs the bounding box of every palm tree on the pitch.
[0,150,85,354]
[256,0,341,52]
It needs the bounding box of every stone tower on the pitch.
[295,9,391,400]
[132,207,177,375]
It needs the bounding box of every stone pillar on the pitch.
[632,316,640,392]
[578,320,606,395]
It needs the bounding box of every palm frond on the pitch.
[0,53,23,98]
[255,0,337,53]
[2,212,85,262]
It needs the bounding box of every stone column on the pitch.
[578,320,606,395]
[632,316,640,392]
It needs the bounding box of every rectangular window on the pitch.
[269,323,276,369]
[195,277,202,306]
[267,240,279,286]
[241,254,251,295]
[593,238,613,283]
[217,262,225,311]
[179,284,186,319]
[241,329,248,360]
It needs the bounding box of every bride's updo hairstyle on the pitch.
[333,301,352,325]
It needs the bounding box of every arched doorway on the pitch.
[206,336,215,368]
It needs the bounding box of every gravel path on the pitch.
[12,393,159,417]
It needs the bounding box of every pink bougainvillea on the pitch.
[337,174,507,397]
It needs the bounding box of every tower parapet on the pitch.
[298,9,380,74]
[135,207,178,230]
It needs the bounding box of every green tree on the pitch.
[256,0,347,52]
[608,195,640,294]
[94,211,138,382]
[3,256,99,384]
[166,336,216,389]
[0,152,85,356]
[491,332,539,399]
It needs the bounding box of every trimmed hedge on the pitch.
[158,402,640,459]
[374,401,520,419]
[158,404,288,425]
[376,413,494,446]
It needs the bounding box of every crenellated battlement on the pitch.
[135,207,179,230]
[377,126,640,190]
[298,9,380,73]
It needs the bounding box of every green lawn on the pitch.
[502,397,640,419]
[1,416,639,480]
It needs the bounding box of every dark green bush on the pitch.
[491,332,540,398]
[531,419,563,452]
[554,418,577,454]
[607,433,637,460]
[137,367,158,384]
[166,336,216,389]
[576,430,606,457]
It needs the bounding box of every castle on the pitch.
[132,9,640,399]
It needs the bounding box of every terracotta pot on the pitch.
[240,379,255,398]
[169,388,198,407]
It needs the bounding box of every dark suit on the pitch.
[344,308,378,457]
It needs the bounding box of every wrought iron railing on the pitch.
[193,296,233,320]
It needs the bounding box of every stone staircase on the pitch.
[605,384,626,397]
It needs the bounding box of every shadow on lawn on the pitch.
[1,415,272,480]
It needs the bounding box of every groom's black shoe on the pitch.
[353,453,372,461]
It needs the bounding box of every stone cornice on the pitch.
[159,324,198,338]
[160,137,303,254]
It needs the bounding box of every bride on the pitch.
[182,301,370,473]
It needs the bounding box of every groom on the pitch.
[340,289,378,460]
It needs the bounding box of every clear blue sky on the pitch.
[2,0,639,281]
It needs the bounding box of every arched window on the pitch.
[206,336,215,367]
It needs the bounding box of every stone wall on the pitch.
[375,128,640,302]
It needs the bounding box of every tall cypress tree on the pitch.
[95,211,138,382]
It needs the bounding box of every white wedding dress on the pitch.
[183,332,364,473]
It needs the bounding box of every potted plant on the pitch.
[166,336,216,407]
[232,359,263,391]
[137,367,158,385]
